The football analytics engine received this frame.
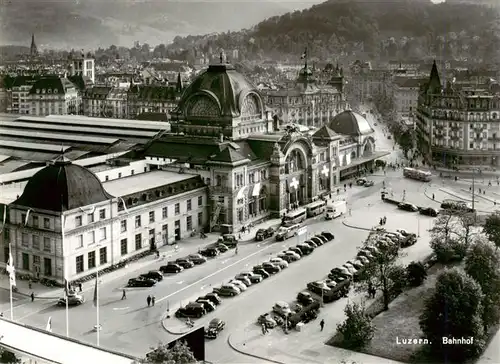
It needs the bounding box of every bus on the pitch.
[325,200,347,219]
[403,167,432,182]
[306,200,326,217]
[440,199,475,212]
[282,208,307,225]
[275,223,300,241]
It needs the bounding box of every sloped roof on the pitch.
[209,146,247,164]
[129,85,178,101]
[29,77,76,95]
[312,125,339,140]
[328,110,374,136]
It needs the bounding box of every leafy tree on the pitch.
[419,268,486,362]
[336,302,374,349]
[142,340,196,364]
[458,212,477,248]
[465,238,500,331]
[483,212,500,250]
[0,348,20,363]
[397,130,414,158]
[429,211,468,262]
[406,261,427,287]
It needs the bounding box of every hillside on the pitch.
[0,0,321,49]
[167,0,500,62]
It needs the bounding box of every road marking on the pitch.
[222,259,230,265]
[176,281,184,285]
[113,307,129,311]
[156,243,271,304]
[200,285,207,290]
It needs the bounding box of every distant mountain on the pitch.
[0,0,322,49]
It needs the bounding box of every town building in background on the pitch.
[28,76,80,116]
[392,76,427,120]
[345,60,392,105]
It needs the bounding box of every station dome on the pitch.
[14,158,113,212]
[328,110,374,136]
[174,62,264,122]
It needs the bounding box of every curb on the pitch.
[227,333,287,364]
[160,310,191,335]
[342,220,374,232]
[424,187,491,214]
[15,290,59,300]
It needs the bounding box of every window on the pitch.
[76,234,83,248]
[175,203,180,215]
[198,196,203,207]
[3,228,9,243]
[44,218,50,229]
[32,235,40,250]
[186,216,192,231]
[88,231,95,244]
[99,227,106,241]
[135,215,141,228]
[22,233,29,247]
[88,251,96,269]
[22,253,29,270]
[162,207,168,219]
[120,239,128,256]
[99,247,107,265]
[198,212,203,226]
[76,255,84,273]
[43,237,51,252]
[120,220,127,233]
[75,215,82,227]
[135,234,142,250]
[187,199,192,211]
[21,213,26,225]
[149,211,155,223]
[44,257,52,276]
[162,224,168,243]
[88,213,94,223]
[99,209,105,220]
[32,216,38,227]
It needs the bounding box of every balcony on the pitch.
[450,125,461,131]
[488,136,499,141]
[209,185,233,195]
[434,124,444,130]
[474,127,484,133]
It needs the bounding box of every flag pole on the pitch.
[62,213,69,337]
[9,243,13,321]
[96,268,100,346]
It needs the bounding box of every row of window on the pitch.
[74,208,106,227]
[75,247,107,273]
[233,170,268,188]
[20,232,53,253]
[18,253,52,277]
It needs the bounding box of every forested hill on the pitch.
[167,0,500,62]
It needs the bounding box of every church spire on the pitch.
[30,33,38,57]
[428,60,442,93]
[176,72,183,93]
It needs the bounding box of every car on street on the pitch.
[229,279,248,291]
[297,291,314,306]
[288,247,303,257]
[255,227,275,241]
[304,240,318,248]
[346,260,364,270]
[261,262,281,274]
[276,252,294,263]
[343,263,358,275]
[329,267,353,281]
[200,247,219,257]
[140,271,163,281]
[272,301,292,317]
[159,263,183,274]
[127,277,156,287]
[257,313,277,328]
[211,243,229,253]
[233,275,252,286]
[175,258,195,269]
[364,180,375,187]
[357,255,371,265]
[218,234,239,248]
[307,281,331,295]
[253,267,270,279]
[57,293,85,306]
[419,207,439,217]
[323,279,351,303]
[213,284,241,297]
[398,202,419,212]
[175,303,206,318]
[296,243,313,255]
[311,236,325,246]
[356,178,368,186]
[269,258,288,269]
[364,245,381,255]
[400,234,418,247]
[195,299,216,312]
[283,250,301,261]
[200,293,222,306]
[205,318,225,339]
[321,231,335,241]
[236,272,262,284]
[187,254,207,265]
[357,249,375,260]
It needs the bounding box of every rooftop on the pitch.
[103,170,194,197]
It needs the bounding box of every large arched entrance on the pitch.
[285,148,308,207]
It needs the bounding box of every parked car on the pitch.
[233,276,252,286]
[200,247,219,257]
[270,258,288,269]
[140,271,163,281]
[195,299,216,312]
[273,301,292,317]
[229,279,248,291]
[398,202,419,212]
[296,243,313,255]
[205,318,225,339]
[283,250,301,261]
[175,258,195,269]
[321,231,335,241]
[364,180,375,187]
[400,234,418,247]
[175,303,206,318]
[357,249,375,260]
[310,236,325,246]
[347,260,364,270]
[210,243,228,253]
[127,277,156,287]
[159,263,183,274]
[357,255,371,265]
[187,254,207,265]
[297,291,314,306]
[202,293,222,306]
[289,247,303,257]
[307,281,331,295]
[218,234,239,248]
[253,267,270,279]
[420,207,439,217]
[356,178,368,186]
[261,262,281,274]
[343,263,358,275]
[213,284,240,297]
[255,227,275,241]
[277,253,293,263]
[323,279,351,303]
[304,240,318,248]
[236,272,262,284]
[57,293,84,306]
[328,267,353,281]
[257,313,277,328]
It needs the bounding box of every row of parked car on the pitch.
[382,192,439,217]
[126,236,240,288]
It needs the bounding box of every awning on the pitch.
[236,186,248,199]
[252,183,261,197]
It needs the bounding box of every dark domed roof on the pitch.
[14,159,113,212]
[175,63,263,120]
[328,110,374,136]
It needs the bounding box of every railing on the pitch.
[209,186,233,194]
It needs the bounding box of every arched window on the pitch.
[493,113,498,120]
[285,150,304,174]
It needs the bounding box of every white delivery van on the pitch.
[325,200,347,219]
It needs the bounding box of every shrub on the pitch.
[387,265,407,297]
[336,302,374,349]
[430,237,467,263]
[406,261,428,287]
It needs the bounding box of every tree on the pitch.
[0,348,20,364]
[458,212,477,248]
[397,130,414,158]
[483,212,500,250]
[142,340,196,364]
[336,301,374,349]
[465,238,500,331]
[419,268,486,362]
[406,261,427,287]
[429,211,468,263]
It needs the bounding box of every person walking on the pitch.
[79,283,82,292]
[147,295,151,307]
[320,319,325,331]
[121,289,127,300]
[261,323,267,335]
[432,193,435,200]
[151,295,156,306]
[28,279,32,290]
[30,292,35,302]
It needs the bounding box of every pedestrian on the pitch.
[320,319,325,331]
[79,283,82,292]
[349,208,352,216]
[379,218,383,225]
[147,295,151,307]
[30,292,34,302]
[432,193,435,200]
[121,289,127,300]
[28,279,32,290]
[152,295,156,306]
[261,323,267,335]
[383,216,387,225]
